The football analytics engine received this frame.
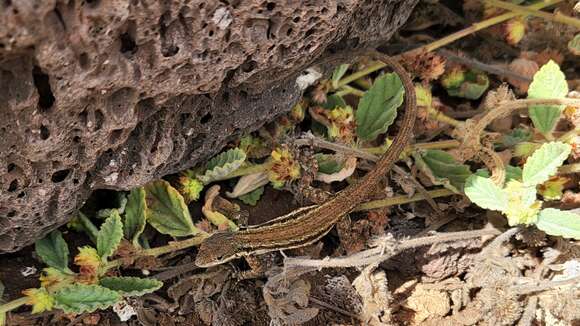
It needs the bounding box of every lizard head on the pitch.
[195,232,243,267]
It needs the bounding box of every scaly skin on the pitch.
[195,49,417,267]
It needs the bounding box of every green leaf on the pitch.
[320,94,347,110]
[99,276,163,297]
[501,128,532,147]
[356,73,404,141]
[568,34,580,56]
[331,64,350,88]
[527,60,568,134]
[464,175,509,212]
[96,193,127,219]
[536,208,580,239]
[415,150,472,192]
[124,187,147,246]
[198,148,247,184]
[96,211,123,260]
[506,165,523,181]
[446,70,489,100]
[522,142,571,187]
[315,153,344,174]
[144,180,198,237]
[53,284,121,314]
[35,231,70,272]
[239,186,264,206]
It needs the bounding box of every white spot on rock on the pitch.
[212,8,232,30]
[21,266,37,277]
[104,172,119,184]
[296,67,322,90]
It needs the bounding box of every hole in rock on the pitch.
[120,32,137,54]
[40,125,50,140]
[32,66,56,111]
[8,180,18,192]
[7,210,16,217]
[7,163,15,172]
[200,113,212,124]
[266,2,275,10]
[51,169,70,183]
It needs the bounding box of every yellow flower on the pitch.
[503,181,540,226]
[178,176,204,203]
[39,267,74,291]
[268,147,301,188]
[74,246,101,284]
[23,288,55,314]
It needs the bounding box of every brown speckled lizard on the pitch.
[195,49,417,268]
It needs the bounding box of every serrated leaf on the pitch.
[331,64,350,88]
[35,231,70,272]
[53,284,121,314]
[320,94,347,110]
[536,208,580,239]
[124,187,147,246]
[527,60,568,134]
[96,211,123,260]
[356,73,404,141]
[415,150,472,192]
[522,142,571,186]
[100,277,163,297]
[464,175,509,211]
[198,148,247,184]
[144,180,198,237]
[239,186,264,206]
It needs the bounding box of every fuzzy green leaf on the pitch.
[569,34,580,55]
[475,165,522,182]
[315,153,344,174]
[99,276,163,297]
[446,70,489,100]
[522,142,571,187]
[356,73,404,141]
[239,186,264,206]
[144,180,198,237]
[96,211,123,260]
[536,208,580,239]
[124,187,147,246]
[415,150,472,192]
[501,128,532,147]
[198,148,247,184]
[53,284,121,313]
[464,175,509,212]
[527,60,568,134]
[35,231,70,272]
[331,64,350,88]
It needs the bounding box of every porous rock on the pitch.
[0,0,417,252]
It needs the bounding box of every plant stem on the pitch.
[400,0,563,57]
[485,0,580,29]
[78,212,99,243]
[427,106,463,127]
[413,140,460,150]
[334,1,562,91]
[0,297,28,314]
[336,85,365,97]
[335,62,386,89]
[353,188,455,212]
[558,128,580,143]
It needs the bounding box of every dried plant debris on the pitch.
[3,1,580,325]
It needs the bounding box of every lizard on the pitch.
[195,49,417,268]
